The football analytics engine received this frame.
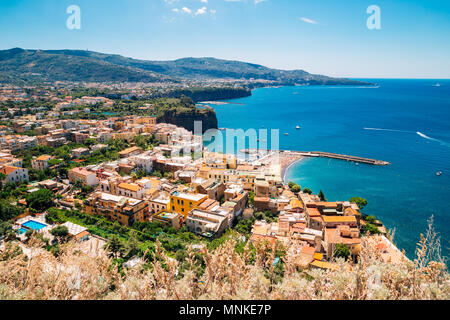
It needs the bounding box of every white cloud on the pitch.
[195,6,208,16]
[299,17,318,24]
[182,7,192,14]
[225,0,267,3]
[201,0,208,3]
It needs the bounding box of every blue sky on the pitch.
[0,0,449,78]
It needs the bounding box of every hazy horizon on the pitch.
[1,0,449,79]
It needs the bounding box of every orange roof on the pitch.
[346,207,361,216]
[314,253,324,261]
[310,260,339,271]
[118,146,142,155]
[300,246,316,256]
[0,166,19,175]
[69,167,93,176]
[322,216,357,223]
[290,198,303,209]
[316,202,339,208]
[118,183,140,192]
[36,155,51,161]
[250,234,277,245]
[307,207,321,217]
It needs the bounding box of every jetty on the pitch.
[241,149,390,166]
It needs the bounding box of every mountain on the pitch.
[0,48,371,86]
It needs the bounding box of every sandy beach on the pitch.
[280,152,304,183]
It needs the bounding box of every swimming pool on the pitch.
[22,220,47,231]
[17,228,27,234]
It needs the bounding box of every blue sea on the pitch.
[206,79,450,261]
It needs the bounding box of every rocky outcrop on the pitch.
[157,107,218,133]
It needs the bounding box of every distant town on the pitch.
[0,82,405,273]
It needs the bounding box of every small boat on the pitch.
[296,126,301,129]
[436,171,442,176]
[433,83,441,87]
[284,133,289,136]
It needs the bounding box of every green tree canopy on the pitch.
[26,189,54,211]
[350,197,368,210]
[318,190,327,201]
[50,225,69,240]
[333,243,350,260]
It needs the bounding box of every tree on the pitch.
[0,172,6,187]
[123,231,140,259]
[45,208,62,224]
[50,226,69,242]
[26,189,54,211]
[248,191,255,207]
[333,243,350,260]
[0,200,24,221]
[0,221,14,240]
[350,197,368,210]
[84,138,96,147]
[302,188,312,195]
[318,190,327,201]
[106,235,123,259]
[362,223,381,235]
[288,181,301,193]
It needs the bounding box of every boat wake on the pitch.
[417,132,450,147]
[416,131,438,141]
[364,127,410,133]
[364,128,450,147]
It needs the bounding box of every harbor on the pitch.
[241,149,391,166]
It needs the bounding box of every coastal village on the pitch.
[0,84,405,273]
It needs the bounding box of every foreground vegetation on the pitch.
[0,219,448,300]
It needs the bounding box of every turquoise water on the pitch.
[22,220,47,230]
[17,228,27,234]
[209,79,450,260]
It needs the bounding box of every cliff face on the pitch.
[165,87,251,102]
[157,107,218,133]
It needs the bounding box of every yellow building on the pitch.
[113,131,136,143]
[118,146,143,158]
[134,116,157,125]
[169,192,208,219]
[84,192,148,226]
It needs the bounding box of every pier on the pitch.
[241,149,390,166]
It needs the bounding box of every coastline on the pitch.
[280,153,304,183]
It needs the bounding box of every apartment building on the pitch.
[84,192,148,226]
[0,166,29,184]
[68,167,99,186]
[169,192,208,219]
[32,155,52,171]
[186,209,229,238]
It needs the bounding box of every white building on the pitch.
[0,166,29,184]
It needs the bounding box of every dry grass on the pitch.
[0,221,449,300]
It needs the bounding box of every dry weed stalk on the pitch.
[0,221,448,300]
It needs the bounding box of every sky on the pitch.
[0,0,449,78]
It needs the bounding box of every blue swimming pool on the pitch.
[17,228,27,234]
[22,220,47,231]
